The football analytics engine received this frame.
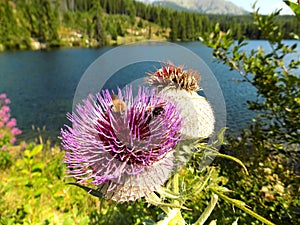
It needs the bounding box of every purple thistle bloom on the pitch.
[61,86,181,202]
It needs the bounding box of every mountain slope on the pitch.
[151,0,248,15]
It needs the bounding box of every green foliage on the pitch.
[206,13,300,40]
[1,126,279,225]
[0,1,31,50]
[0,93,23,169]
[0,134,11,149]
[129,129,276,225]
[205,7,300,151]
[210,138,300,225]
[284,0,300,20]
[0,140,160,224]
[203,4,300,225]
[0,149,12,170]
[0,142,91,224]
[1,0,299,51]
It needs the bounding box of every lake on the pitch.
[0,41,298,141]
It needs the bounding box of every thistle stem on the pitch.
[211,188,276,225]
[173,173,180,206]
[193,194,218,225]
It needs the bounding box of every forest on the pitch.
[0,0,299,51]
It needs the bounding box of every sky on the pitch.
[226,0,296,15]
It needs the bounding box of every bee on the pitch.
[109,94,165,119]
[108,95,166,141]
[110,94,126,113]
[145,102,166,123]
[146,103,165,116]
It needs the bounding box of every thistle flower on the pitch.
[146,63,215,139]
[146,62,200,92]
[161,88,215,139]
[61,86,181,202]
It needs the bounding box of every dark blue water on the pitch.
[0,47,110,139]
[0,41,298,140]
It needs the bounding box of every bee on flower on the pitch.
[61,86,182,202]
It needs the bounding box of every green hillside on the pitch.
[0,0,299,51]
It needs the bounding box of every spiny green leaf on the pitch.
[211,188,276,225]
[214,127,228,147]
[187,168,214,197]
[214,153,248,175]
[146,195,190,211]
[156,187,180,200]
[157,209,185,225]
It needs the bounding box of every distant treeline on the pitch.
[0,0,299,50]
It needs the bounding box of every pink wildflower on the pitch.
[11,127,22,135]
[10,137,16,144]
[2,116,9,123]
[6,118,16,128]
[2,106,10,113]
[4,98,11,104]
[0,93,7,99]
[21,142,27,149]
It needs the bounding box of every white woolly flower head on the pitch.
[161,87,215,139]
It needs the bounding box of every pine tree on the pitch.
[169,12,178,41]
[90,0,106,47]
[178,13,187,41]
[186,13,195,40]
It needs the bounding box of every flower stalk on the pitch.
[211,188,276,225]
[193,194,219,225]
